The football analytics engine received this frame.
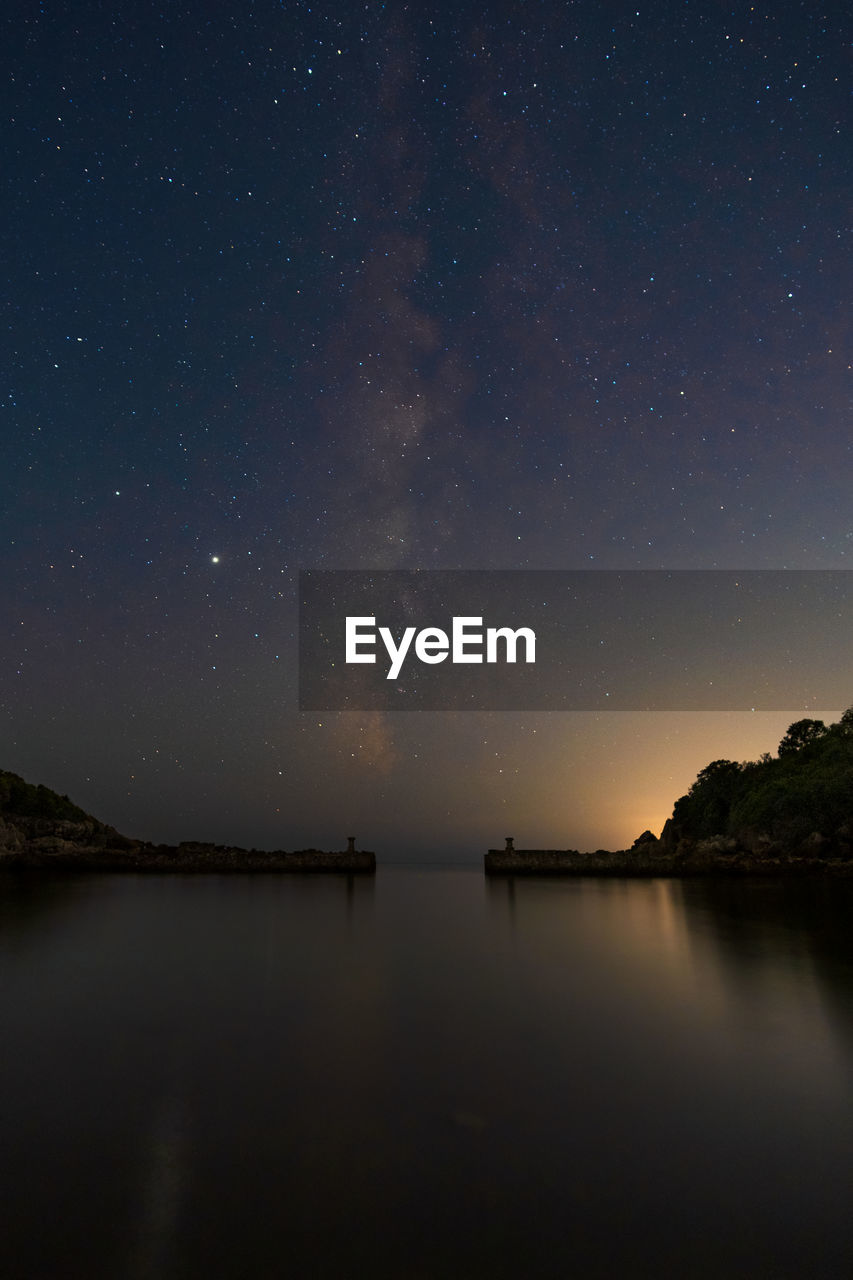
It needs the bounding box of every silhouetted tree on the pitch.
[672,759,744,837]
[778,719,828,756]
[667,705,853,853]
[0,770,90,821]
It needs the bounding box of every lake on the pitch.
[2,867,853,1278]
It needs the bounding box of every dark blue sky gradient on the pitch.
[3,1,850,856]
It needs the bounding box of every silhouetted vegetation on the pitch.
[670,707,853,850]
[0,769,376,872]
[0,770,92,823]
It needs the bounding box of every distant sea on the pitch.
[2,867,852,1278]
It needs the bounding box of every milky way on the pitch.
[3,1,850,857]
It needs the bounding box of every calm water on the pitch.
[2,868,853,1279]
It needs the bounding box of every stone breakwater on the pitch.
[0,817,375,873]
[484,845,853,877]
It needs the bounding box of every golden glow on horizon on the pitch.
[306,708,849,855]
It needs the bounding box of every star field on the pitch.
[2,0,850,857]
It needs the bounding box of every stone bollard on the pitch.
[347,836,356,853]
[505,836,514,852]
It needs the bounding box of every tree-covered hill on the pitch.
[0,770,97,824]
[663,707,853,857]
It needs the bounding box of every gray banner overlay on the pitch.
[298,570,853,711]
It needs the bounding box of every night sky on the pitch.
[3,0,850,861]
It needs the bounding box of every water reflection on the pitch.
[128,1072,189,1280]
[677,876,853,1064]
[480,873,853,1276]
[0,869,851,1279]
[485,872,853,1074]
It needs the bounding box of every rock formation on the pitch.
[0,770,374,873]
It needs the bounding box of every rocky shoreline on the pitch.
[0,816,375,874]
[485,826,853,877]
[484,849,853,876]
